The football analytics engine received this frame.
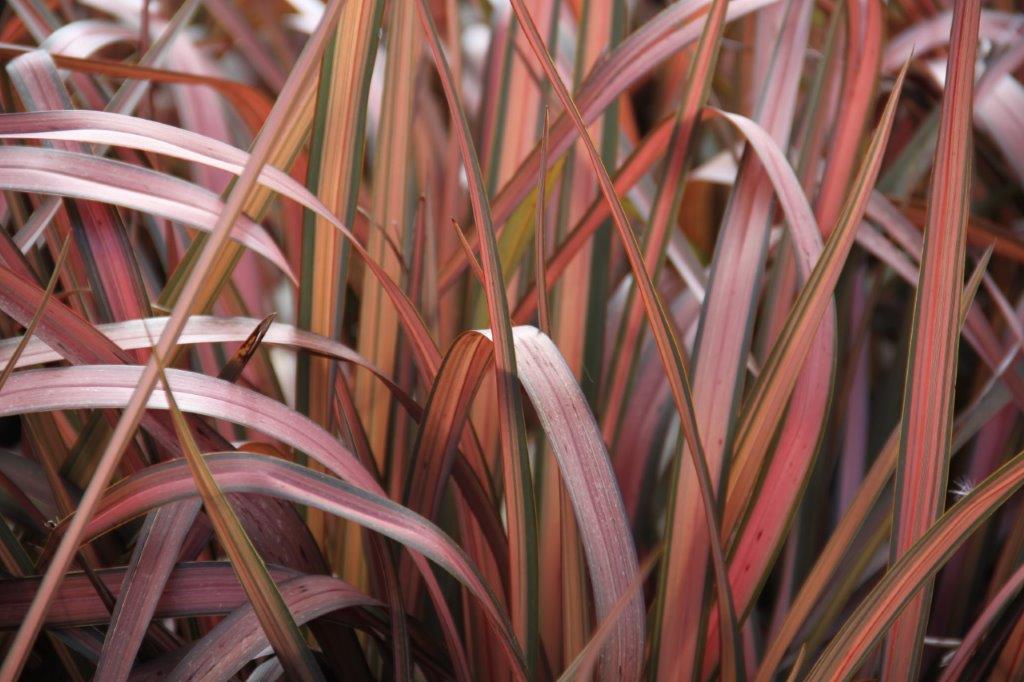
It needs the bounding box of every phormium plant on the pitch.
[0,0,1019,679]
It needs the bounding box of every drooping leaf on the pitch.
[726,61,911,540]
[7,51,148,327]
[0,146,294,281]
[0,3,351,675]
[55,452,525,673]
[167,575,377,681]
[154,350,324,681]
[0,562,310,627]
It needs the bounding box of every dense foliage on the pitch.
[0,0,1020,679]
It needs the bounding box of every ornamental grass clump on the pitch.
[0,0,1020,680]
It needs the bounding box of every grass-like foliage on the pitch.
[0,0,1020,679]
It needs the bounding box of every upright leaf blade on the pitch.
[650,4,814,677]
[356,0,417,483]
[504,2,744,679]
[415,2,539,672]
[726,61,911,529]
[885,2,981,677]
